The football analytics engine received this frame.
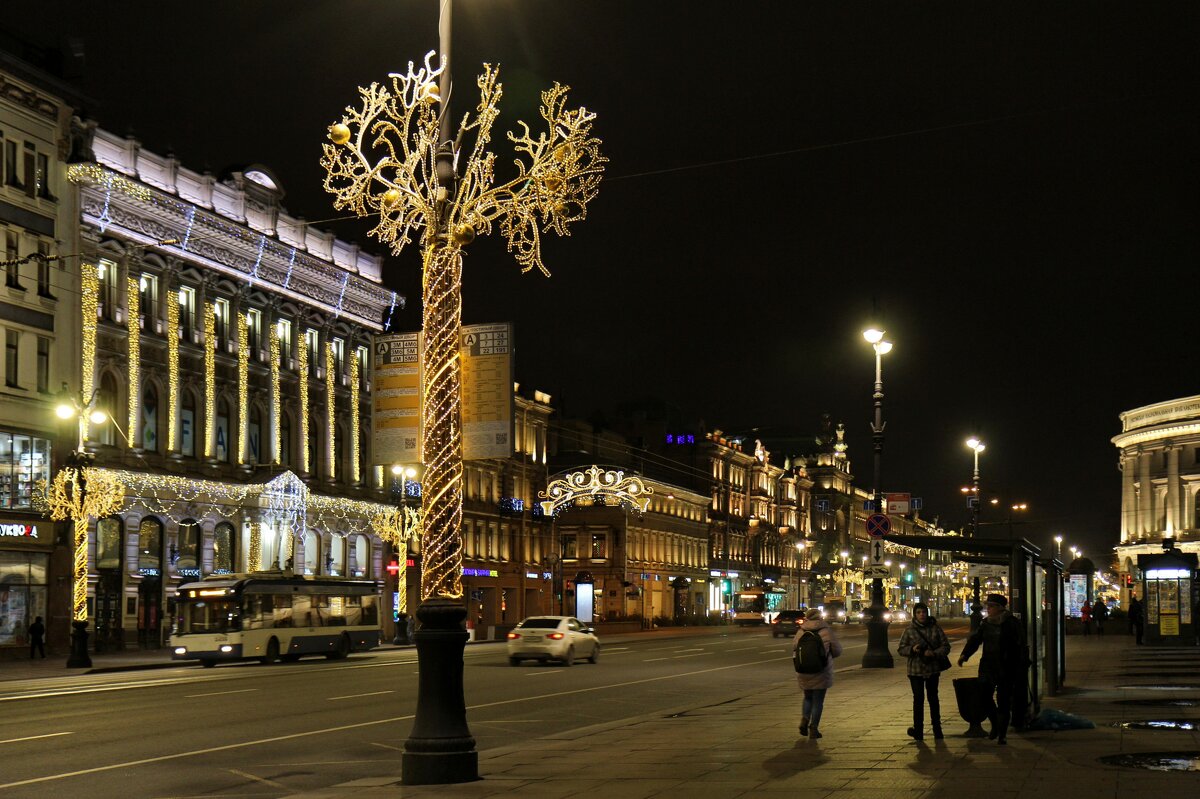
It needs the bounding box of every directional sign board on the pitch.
[885,493,911,514]
[866,514,891,539]
[864,565,891,579]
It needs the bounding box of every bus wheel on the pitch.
[261,638,280,665]
[327,634,351,660]
[200,660,216,669]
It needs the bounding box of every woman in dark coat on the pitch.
[793,607,843,739]
[896,602,950,740]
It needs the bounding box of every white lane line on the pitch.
[673,648,705,653]
[726,646,760,652]
[0,651,796,789]
[370,742,404,752]
[644,657,670,662]
[326,690,393,701]
[602,647,630,652]
[672,653,707,659]
[184,688,259,699]
[523,670,562,676]
[0,732,72,745]
[227,768,286,789]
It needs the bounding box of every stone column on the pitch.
[1138,449,1153,536]
[1166,443,1180,535]
[1120,452,1137,543]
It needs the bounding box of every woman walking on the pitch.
[794,607,843,739]
[897,602,950,740]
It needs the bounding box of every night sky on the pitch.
[8,2,1198,562]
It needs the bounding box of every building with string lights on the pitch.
[64,125,401,650]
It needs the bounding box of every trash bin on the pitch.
[953,677,995,738]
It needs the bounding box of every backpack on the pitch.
[793,629,828,674]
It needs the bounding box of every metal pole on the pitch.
[863,347,893,668]
[969,450,983,629]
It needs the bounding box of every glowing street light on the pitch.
[861,327,894,669]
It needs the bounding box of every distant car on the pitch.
[770,609,806,638]
[856,607,908,623]
[506,616,600,666]
[821,602,851,624]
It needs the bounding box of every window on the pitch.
[176,519,201,578]
[178,286,196,340]
[22,143,35,199]
[213,298,230,349]
[4,139,19,189]
[138,273,158,327]
[138,518,163,575]
[5,230,20,289]
[592,533,608,559]
[35,336,48,393]
[0,552,48,647]
[5,329,19,387]
[96,517,123,570]
[96,373,118,446]
[0,432,50,509]
[356,345,369,389]
[276,318,293,366]
[36,241,52,298]
[212,522,236,574]
[305,329,320,375]
[36,151,54,200]
[562,534,577,560]
[141,386,158,452]
[246,308,262,356]
[216,398,231,462]
[181,391,196,457]
[248,406,261,464]
[98,259,118,320]
[332,337,345,378]
[279,412,292,467]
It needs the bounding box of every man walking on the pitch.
[1128,595,1144,645]
[958,594,1025,745]
[1092,597,1109,635]
[28,616,46,659]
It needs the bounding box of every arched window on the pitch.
[138,517,163,575]
[330,535,346,576]
[96,516,123,570]
[216,398,231,462]
[181,391,197,457]
[176,519,201,577]
[303,533,319,576]
[141,385,159,452]
[352,535,370,578]
[212,522,236,574]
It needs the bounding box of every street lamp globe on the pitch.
[875,340,893,355]
[55,403,76,419]
[863,327,884,344]
[89,409,108,425]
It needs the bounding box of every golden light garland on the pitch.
[237,310,249,464]
[350,348,360,484]
[167,288,179,452]
[80,263,99,444]
[248,519,262,571]
[127,276,140,446]
[269,322,281,464]
[67,163,152,201]
[325,339,336,480]
[298,329,309,473]
[204,300,216,459]
[539,465,652,516]
[371,505,423,615]
[39,467,126,621]
[322,52,605,599]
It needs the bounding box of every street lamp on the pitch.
[795,541,807,608]
[322,2,604,785]
[862,327,894,668]
[1054,535,1063,560]
[964,437,986,629]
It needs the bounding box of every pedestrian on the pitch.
[897,602,951,741]
[28,616,46,659]
[1127,595,1144,645]
[1080,599,1092,636]
[958,593,1025,745]
[1093,597,1109,635]
[407,612,417,644]
[793,607,843,740]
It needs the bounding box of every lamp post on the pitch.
[965,437,986,629]
[39,393,127,668]
[1054,535,1063,560]
[794,540,806,608]
[862,328,893,668]
[323,1,603,785]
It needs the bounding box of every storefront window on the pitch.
[0,551,48,647]
[212,522,235,574]
[138,518,163,576]
[177,519,201,578]
[96,517,122,570]
[0,432,51,509]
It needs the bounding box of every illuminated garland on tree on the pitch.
[322,52,605,599]
[204,301,216,459]
[350,348,360,484]
[80,263,98,444]
[298,330,309,473]
[127,276,140,446]
[325,339,336,480]
[269,322,281,464]
[238,310,249,464]
[167,286,180,452]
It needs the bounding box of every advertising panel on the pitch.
[372,333,422,464]
[460,323,513,461]
[1066,574,1088,617]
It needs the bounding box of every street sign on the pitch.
[885,493,910,514]
[911,497,923,511]
[863,499,879,511]
[867,537,888,567]
[864,565,891,578]
[866,514,891,539]
[967,564,1009,580]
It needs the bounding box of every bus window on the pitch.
[242,594,267,630]
[176,599,239,634]
[342,597,363,627]
[362,595,379,626]
[273,595,294,627]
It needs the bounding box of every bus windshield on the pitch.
[176,599,240,634]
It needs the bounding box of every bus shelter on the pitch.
[884,535,1065,716]
[1136,549,1198,646]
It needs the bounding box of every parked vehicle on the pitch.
[506,616,599,666]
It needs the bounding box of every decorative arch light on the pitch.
[539,465,653,517]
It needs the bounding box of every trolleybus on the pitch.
[170,572,382,667]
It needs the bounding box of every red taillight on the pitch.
[547,632,565,640]
[507,632,519,639]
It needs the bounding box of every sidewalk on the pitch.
[291,631,1200,798]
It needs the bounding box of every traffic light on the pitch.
[1125,574,1134,587]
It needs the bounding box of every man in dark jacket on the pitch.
[28,616,46,658]
[958,594,1025,744]
[1128,596,1144,645]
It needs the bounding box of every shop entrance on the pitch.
[137,577,162,649]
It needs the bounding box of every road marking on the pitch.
[726,646,760,652]
[370,742,404,752]
[672,654,706,659]
[523,670,562,676]
[184,688,259,698]
[673,648,705,653]
[0,732,72,745]
[327,690,393,701]
[644,657,670,662]
[228,768,286,789]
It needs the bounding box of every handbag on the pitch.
[915,626,952,672]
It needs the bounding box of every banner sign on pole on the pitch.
[373,332,422,464]
[461,322,514,460]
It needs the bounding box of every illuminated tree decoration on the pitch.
[204,301,216,458]
[127,276,140,445]
[80,263,99,444]
[322,52,605,599]
[166,286,180,452]
[238,311,249,464]
[37,469,126,622]
[372,505,423,615]
[539,465,652,517]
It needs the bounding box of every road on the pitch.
[0,622,948,797]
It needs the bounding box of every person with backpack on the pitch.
[1092,597,1109,635]
[896,602,950,741]
[793,607,843,739]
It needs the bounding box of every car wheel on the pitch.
[200,659,216,669]
[509,657,521,667]
[561,646,575,667]
[260,638,279,665]
[326,634,351,660]
[588,643,600,664]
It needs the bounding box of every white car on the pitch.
[506,616,600,666]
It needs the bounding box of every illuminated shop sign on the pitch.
[463,568,499,578]
[0,523,39,538]
[666,434,696,445]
